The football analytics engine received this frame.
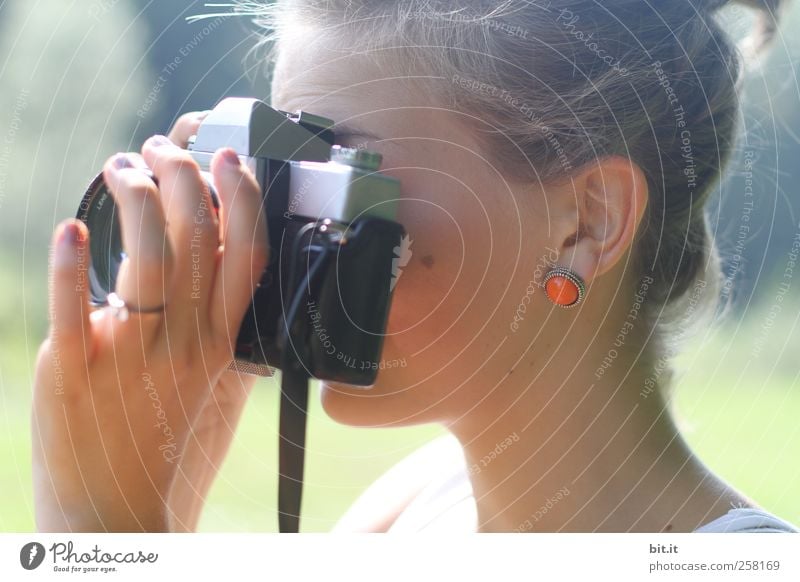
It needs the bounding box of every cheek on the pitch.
[386,191,464,332]
[376,192,539,411]
[385,169,526,338]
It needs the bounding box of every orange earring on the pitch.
[543,267,585,308]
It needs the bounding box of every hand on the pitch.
[160,113,261,532]
[32,113,268,532]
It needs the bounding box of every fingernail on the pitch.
[112,153,133,170]
[220,148,241,166]
[61,222,79,246]
[149,134,173,147]
[55,222,79,265]
[197,110,212,119]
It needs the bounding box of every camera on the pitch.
[77,97,405,386]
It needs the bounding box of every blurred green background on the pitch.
[1,1,799,532]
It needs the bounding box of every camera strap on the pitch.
[277,229,335,532]
[277,360,309,533]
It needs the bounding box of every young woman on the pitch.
[32,0,798,532]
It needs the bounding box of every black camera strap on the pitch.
[277,230,335,533]
[277,361,309,533]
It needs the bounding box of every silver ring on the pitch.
[106,292,166,322]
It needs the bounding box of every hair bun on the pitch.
[701,0,787,59]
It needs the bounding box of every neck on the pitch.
[447,337,738,532]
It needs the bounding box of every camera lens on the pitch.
[76,169,219,306]
[76,172,125,305]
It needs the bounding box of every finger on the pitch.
[102,153,173,315]
[48,219,93,367]
[209,148,269,341]
[141,135,219,311]
[167,110,211,149]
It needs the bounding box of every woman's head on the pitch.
[257,0,786,426]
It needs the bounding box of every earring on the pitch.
[543,266,585,308]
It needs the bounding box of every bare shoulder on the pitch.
[331,433,465,532]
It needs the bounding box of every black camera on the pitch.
[76,97,405,386]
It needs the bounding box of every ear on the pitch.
[551,156,648,283]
